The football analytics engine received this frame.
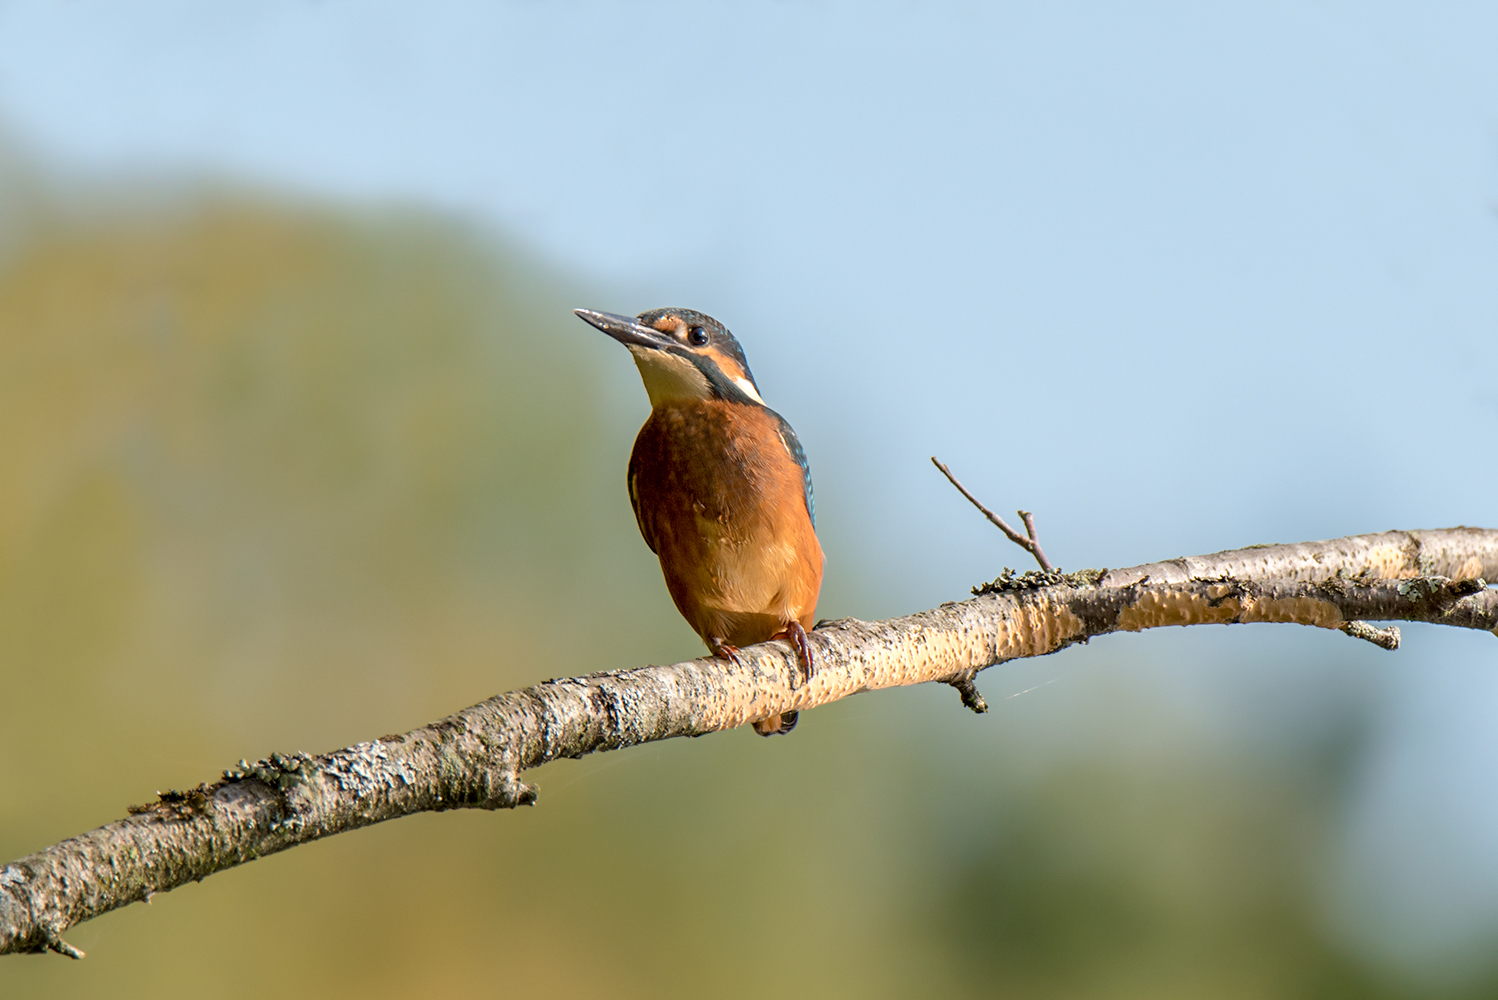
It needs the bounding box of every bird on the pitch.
[575,307,823,736]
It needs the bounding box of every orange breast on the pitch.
[629,400,823,650]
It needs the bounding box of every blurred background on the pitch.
[1,1,1496,997]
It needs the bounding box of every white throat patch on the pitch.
[629,346,712,406]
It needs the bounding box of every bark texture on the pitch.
[3,528,1496,958]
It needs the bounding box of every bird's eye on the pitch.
[687,326,709,347]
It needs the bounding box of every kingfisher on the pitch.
[575,307,824,736]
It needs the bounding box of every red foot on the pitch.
[709,640,742,666]
[772,621,815,684]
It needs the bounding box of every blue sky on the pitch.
[2,0,1496,970]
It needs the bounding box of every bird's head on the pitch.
[575,307,765,408]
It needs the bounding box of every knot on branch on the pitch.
[44,934,84,960]
[14,932,87,960]
[473,770,538,810]
[1340,621,1401,650]
[947,672,988,713]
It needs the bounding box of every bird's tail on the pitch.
[752,711,798,737]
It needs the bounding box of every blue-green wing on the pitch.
[771,411,815,529]
[626,456,657,555]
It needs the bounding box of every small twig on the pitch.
[947,675,988,714]
[931,457,1054,571]
[1340,620,1401,650]
[1017,510,1051,571]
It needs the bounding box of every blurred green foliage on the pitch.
[1,159,1496,999]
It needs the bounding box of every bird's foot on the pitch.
[709,640,743,666]
[772,620,815,685]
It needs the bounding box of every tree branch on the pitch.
[931,456,1054,570]
[4,528,1496,958]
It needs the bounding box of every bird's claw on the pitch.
[773,621,815,685]
[710,641,743,666]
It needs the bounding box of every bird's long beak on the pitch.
[574,309,674,351]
